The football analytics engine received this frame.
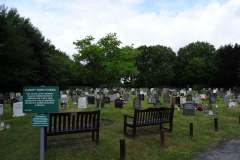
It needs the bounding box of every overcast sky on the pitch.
[2,0,240,56]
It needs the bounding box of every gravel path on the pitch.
[193,139,240,160]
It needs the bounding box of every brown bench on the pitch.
[44,110,100,148]
[124,106,174,137]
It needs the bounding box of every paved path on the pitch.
[193,139,240,160]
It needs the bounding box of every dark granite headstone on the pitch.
[183,103,195,116]
[133,97,141,109]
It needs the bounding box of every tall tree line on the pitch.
[1,6,240,91]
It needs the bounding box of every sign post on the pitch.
[23,86,59,160]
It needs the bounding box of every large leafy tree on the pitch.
[214,44,240,87]
[73,33,138,87]
[176,42,216,87]
[136,45,176,87]
[0,6,51,91]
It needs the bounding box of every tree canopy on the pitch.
[1,5,240,91]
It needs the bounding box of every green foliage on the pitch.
[1,5,240,89]
[214,44,240,87]
[176,42,216,86]
[136,45,176,87]
[73,33,138,87]
[0,6,50,91]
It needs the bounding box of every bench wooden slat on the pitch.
[58,114,62,132]
[53,115,57,133]
[80,113,84,129]
[72,115,75,130]
[63,114,66,131]
[67,114,71,131]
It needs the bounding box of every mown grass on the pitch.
[0,96,240,160]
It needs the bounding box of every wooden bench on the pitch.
[123,106,174,137]
[44,110,100,147]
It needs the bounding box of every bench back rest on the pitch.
[134,107,173,126]
[47,110,100,133]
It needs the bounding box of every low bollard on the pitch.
[120,139,125,160]
[214,118,218,132]
[189,123,193,138]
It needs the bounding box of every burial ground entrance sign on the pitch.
[23,86,59,113]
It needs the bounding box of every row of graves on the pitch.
[58,88,164,111]
[169,88,240,116]
[59,88,131,109]
[1,88,240,119]
[1,87,240,131]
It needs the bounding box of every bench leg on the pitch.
[169,122,173,132]
[96,130,99,143]
[124,124,127,136]
[92,131,95,141]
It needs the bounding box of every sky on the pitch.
[2,0,240,56]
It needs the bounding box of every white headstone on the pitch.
[61,94,68,104]
[213,89,217,94]
[0,104,3,116]
[200,94,206,99]
[9,92,15,99]
[78,97,87,108]
[180,97,187,104]
[228,101,237,108]
[13,102,25,117]
[180,89,186,96]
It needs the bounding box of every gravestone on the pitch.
[123,93,129,101]
[186,94,192,102]
[148,94,156,104]
[0,104,3,116]
[183,103,195,116]
[9,92,15,98]
[78,96,87,109]
[61,94,68,109]
[87,96,95,104]
[13,102,25,117]
[223,94,230,104]
[200,94,206,100]
[237,95,240,103]
[104,96,110,103]
[228,100,237,108]
[95,92,104,109]
[180,97,187,104]
[210,94,217,104]
[133,97,141,109]
[192,95,201,104]
[138,94,144,101]
[115,98,124,108]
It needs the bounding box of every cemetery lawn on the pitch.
[1,97,240,160]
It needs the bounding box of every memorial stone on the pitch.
[13,102,25,117]
[183,103,195,116]
[0,104,3,116]
[133,97,141,109]
[78,96,87,109]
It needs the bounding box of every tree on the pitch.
[73,33,139,87]
[176,42,216,87]
[0,6,52,91]
[214,44,240,87]
[136,45,177,87]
